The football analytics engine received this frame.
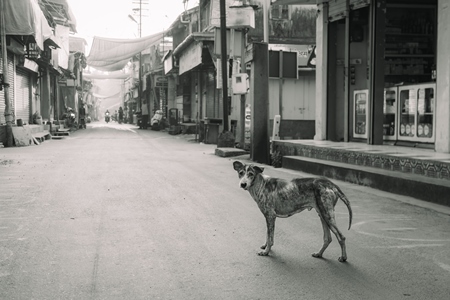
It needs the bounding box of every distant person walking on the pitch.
[79,102,86,129]
[118,107,124,124]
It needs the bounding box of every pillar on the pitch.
[435,0,450,153]
[314,2,328,140]
[250,42,269,164]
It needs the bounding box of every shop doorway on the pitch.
[327,5,371,143]
[327,19,346,142]
[349,6,370,141]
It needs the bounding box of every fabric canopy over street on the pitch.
[3,0,53,50]
[87,32,165,72]
[92,92,121,99]
[83,72,131,80]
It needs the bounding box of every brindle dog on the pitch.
[233,161,352,262]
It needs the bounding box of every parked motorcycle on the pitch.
[150,110,163,131]
[105,112,110,123]
[63,106,76,129]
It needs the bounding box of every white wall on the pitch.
[268,74,316,120]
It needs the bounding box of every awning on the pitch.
[4,0,53,50]
[87,32,166,72]
[173,32,214,75]
[179,41,203,75]
[44,37,60,49]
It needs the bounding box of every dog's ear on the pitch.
[253,165,264,174]
[233,161,244,172]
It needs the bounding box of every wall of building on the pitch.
[435,0,450,153]
[267,72,315,139]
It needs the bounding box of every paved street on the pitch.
[1,122,450,300]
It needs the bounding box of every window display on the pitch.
[398,83,435,143]
[384,4,436,86]
[383,88,397,140]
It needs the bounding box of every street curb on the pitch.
[283,155,450,208]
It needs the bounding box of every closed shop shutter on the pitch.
[329,0,371,22]
[350,0,370,10]
[0,53,15,124]
[15,67,31,124]
[329,0,347,22]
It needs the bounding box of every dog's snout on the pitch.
[240,182,247,189]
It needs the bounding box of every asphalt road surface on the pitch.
[1,122,450,300]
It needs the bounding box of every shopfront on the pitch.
[313,0,446,151]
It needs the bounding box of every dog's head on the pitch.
[233,161,264,190]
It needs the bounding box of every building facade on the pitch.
[279,0,450,153]
[1,0,83,146]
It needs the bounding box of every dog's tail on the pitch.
[334,185,353,230]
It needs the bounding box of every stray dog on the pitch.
[233,161,352,262]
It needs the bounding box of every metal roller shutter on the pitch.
[15,67,31,124]
[350,0,370,10]
[329,0,371,23]
[0,53,15,124]
[329,0,347,22]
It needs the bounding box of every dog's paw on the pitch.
[338,256,347,262]
[258,250,270,256]
[260,244,267,250]
[312,252,323,259]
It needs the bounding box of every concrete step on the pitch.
[32,130,51,143]
[215,148,250,158]
[53,131,70,136]
[283,155,450,207]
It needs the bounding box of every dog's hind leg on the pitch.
[312,217,332,259]
[315,187,348,262]
[324,212,348,262]
[259,216,276,256]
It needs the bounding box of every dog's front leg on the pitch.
[259,216,276,256]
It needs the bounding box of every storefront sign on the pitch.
[23,58,39,73]
[164,54,174,74]
[154,75,168,88]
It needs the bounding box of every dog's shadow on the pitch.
[258,250,369,283]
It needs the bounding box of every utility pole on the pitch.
[219,0,229,132]
[0,0,13,147]
[138,0,143,126]
[216,0,236,147]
